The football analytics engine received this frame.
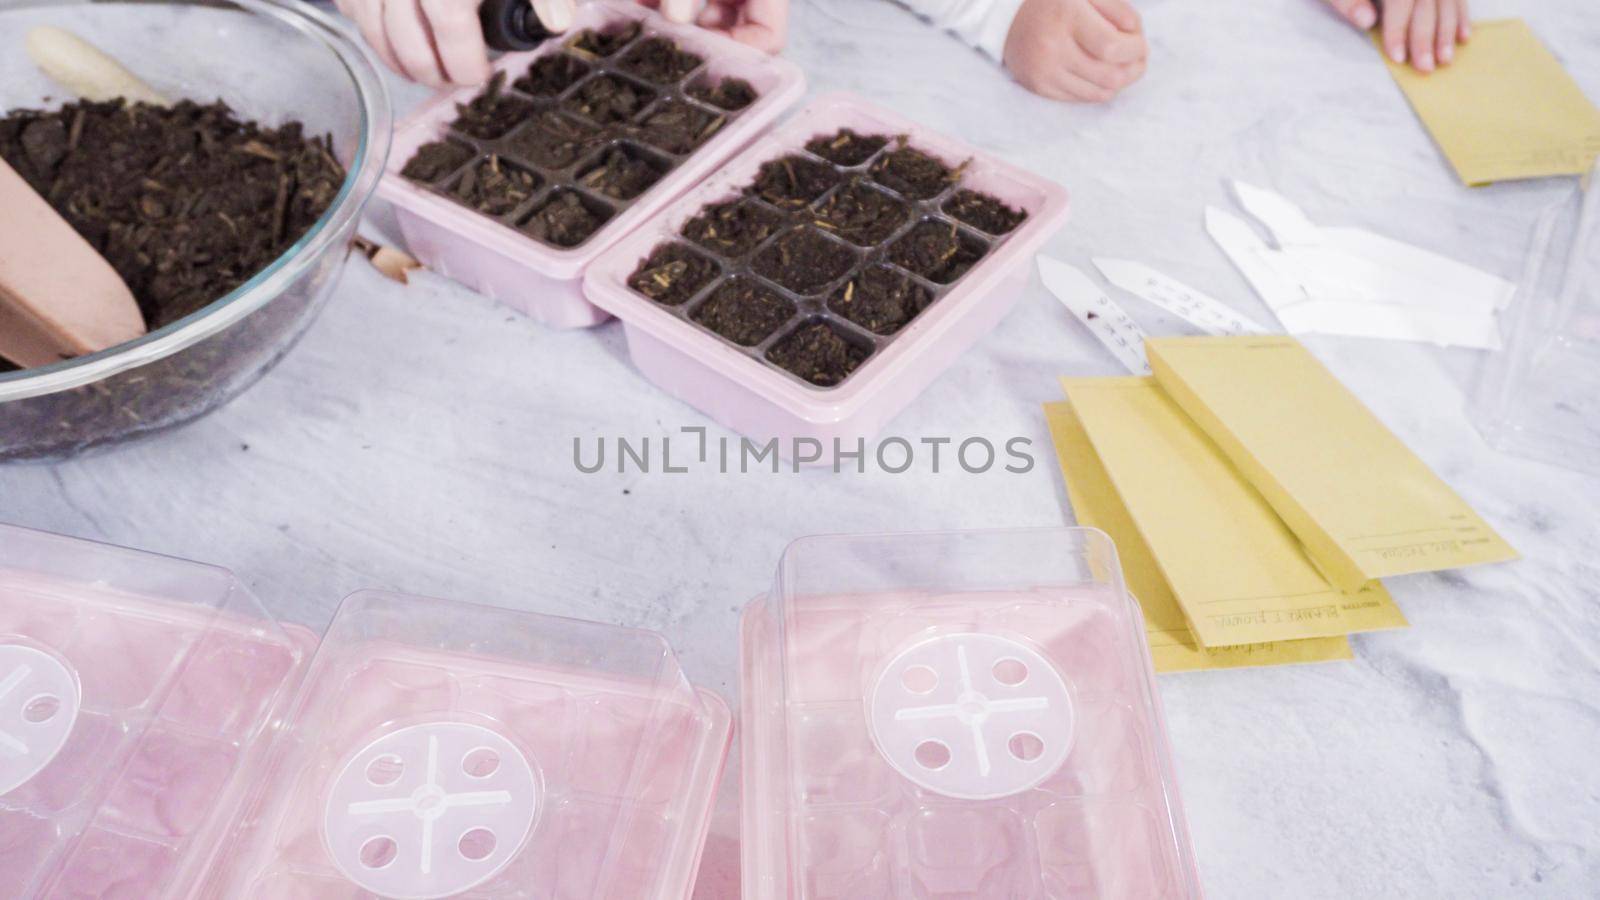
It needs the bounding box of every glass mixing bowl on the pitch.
[0,0,390,460]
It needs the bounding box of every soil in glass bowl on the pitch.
[0,98,344,332]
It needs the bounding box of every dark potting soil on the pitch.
[520,190,610,246]
[514,53,592,97]
[504,110,603,169]
[750,154,840,209]
[402,25,763,250]
[449,73,535,139]
[810,179,909,246]
[618,37,704,85]
[691,279,795,345]
[751,227,855,295]
[563,74,656,125]
[569,21,642,57]
[627,242,719,306]
[682,199,783,257]
[622,126,1022,388]
[888,219,987,284]
[0,98,344,330]
[452,155,541,216]
[944,189,1027,234]
[829,265,934,335]
[804,128,890,167]
[871,140,961,200]
[633,100,724,155]
[402,140,475,183]
[688,76,757,111]
[766,321,868,386]
[578,146,666,200]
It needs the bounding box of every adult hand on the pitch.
[336,0,575,86]
[1324,0,1471,72]
[639,0,789,54]
[1002,0,1148,103]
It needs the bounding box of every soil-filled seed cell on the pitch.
[634,101,724,155]
[682,199,783,258]
[809,179,909,246]
[618,37,704,84]
[751,227,856,294]
[452,156,541,216]
[688,76,757,111]
[396,18,765,252]
[944,189,1028,235]
[448,73,534,139]
[579,145,667,200]
[569,22,641,57]
[804,129,890,167]
[750,154,841,209]
[514,53,592,97]
[521,190,613,248]
[829,265,934,335]
[504,112,603,170]
[563,74,657,125]
[888,219,987,284]
[870,141,961,200]
[766,321,870,386]
[401,140,475,184]
[691,279,795,345]
[627,242,720,305]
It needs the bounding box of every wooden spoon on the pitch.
[0,158,145,368]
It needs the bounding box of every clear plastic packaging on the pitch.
[378,0,805,328]
[583,94,1072,451]
[1473,162,1600,474]
[739,528,1200,898]
[0,523,314,899]
[209,590,732,898]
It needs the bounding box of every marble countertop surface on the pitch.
[5,0,1600,895]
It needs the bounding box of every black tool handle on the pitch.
[479,0,552,52]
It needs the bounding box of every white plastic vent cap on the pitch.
[867,632,1074,801]
[0,643,81,796]
[324,721,539,899]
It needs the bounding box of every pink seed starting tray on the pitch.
[209,590,732,899]
[378,0,805,328]
[0,524,312,900]
[740,529,1200,898]
[583,93,1071,452]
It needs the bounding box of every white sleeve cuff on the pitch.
[897,0,1027,62]
[969,0,1025,61]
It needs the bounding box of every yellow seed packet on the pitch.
[1378,19,1600,185]
[1059,377,1408,649]
[1147,336,1517,594]
[1045,402,1353,671]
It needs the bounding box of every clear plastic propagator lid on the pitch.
[1472,160,1600,474]
[0,523,313,899]
[209,590,732,899]
[740,528,1200,898]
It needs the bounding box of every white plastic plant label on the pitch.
[1040,256,1153,375]
[1209,181,1514,350]
[0,642,81,796]
[867,632,1075,801]
[324,722,540,899]
[1094,257,1270,337]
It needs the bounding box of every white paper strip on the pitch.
[1093,258,1270,337]
[1038,256,1151,375]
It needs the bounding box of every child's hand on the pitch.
[335,0,574,87]
[1324,0,1470,72]
[1002,0,1147,103]
[641,0,789,53]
